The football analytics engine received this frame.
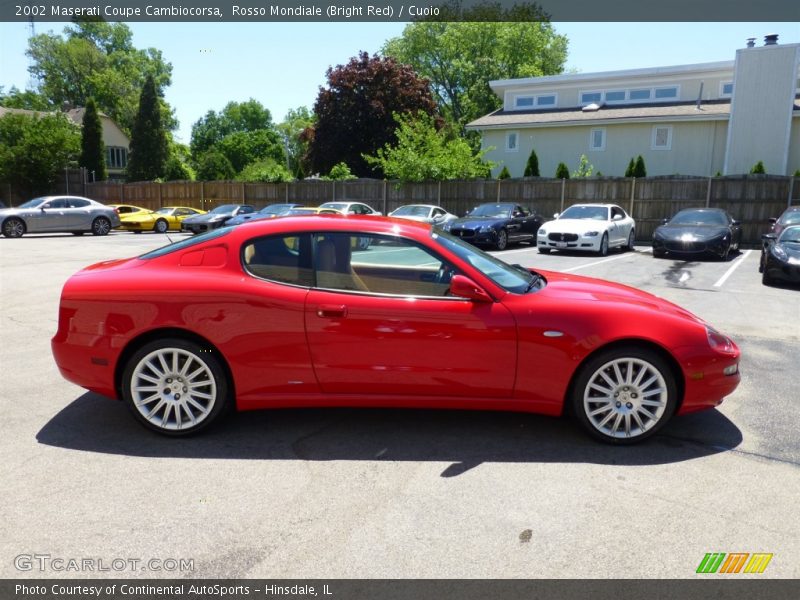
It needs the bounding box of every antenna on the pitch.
[696,82,704,109]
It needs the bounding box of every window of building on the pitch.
[629,89,651,101]
[515,96,534,108]
[605,90,626,102]
[580,91,602,104]
[654,87,678,99]
[505,131,518,152]
[652,125,673,151]
[537,95,556,106]
[720,82,734,96]
[106,146,128,169]
[589,128,606,151]
[513,93,557,109]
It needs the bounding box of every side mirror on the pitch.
[612,214,624,221]
[553,212,560,219]
[433,214,444,222]
[762,233,777,242]
[449,274,492,303]
[731,219,740,226]
[768,217,777,224]
[662,218,669,225]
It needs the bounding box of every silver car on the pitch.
[0,196,121,238]
[389,204,458,227]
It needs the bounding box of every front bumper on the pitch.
[653,237,729,258]
[538,233,601,252]
[448,227,498,246]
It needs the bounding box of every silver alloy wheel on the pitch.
[92,217,111,235]
[155,219,168,233]
[582,357,668,440]
[496,229,508,250]
[3,218,24,238]
[599,233,609,256]
[627,230,635,250]
[130,347,217,432]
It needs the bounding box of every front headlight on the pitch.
[584,231,599,237]
[538,228,547,236]
[442,222,452,231]
[479,225,494,233]
[706,326,737,355]
[772,245,788,261]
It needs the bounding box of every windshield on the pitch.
[670,210,728,226]
[18,197,48,209]
[560,205,608,220]
[210,204,238,214]
[320,202,347,211]
[469,204,514,218]
[260,204,295,215]
[779,226,800,243]
[778,211,800,226]
[433,230,538,294]
[155,208,173,215]
[393,205,430,217]
[139,227,232,259]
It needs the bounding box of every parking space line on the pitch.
[713,250,752,288]
[562,253,633,272]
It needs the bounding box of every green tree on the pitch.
[277,106,315,179]
[26,21,174,134]
[364,112,493,182]
[307,51,439,178]
[190,99,275,160]
[0,113,80,194]
[524,149,540,177]
[497,166,511,179]
[79,97,106,181]
[750,161,766,174]
[625,158,635,177]
[196,150,235,181]
[555,162,570,179]
[216,129,285,174]
[236,158,292,183]
[633,155,647,178]
[326,162,357,181]
[0,86,52,110]
[383,15,567,135]
[572,154,594,178]
[126,75,169,181]
[164,156,194,181]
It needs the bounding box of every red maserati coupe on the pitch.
[52,215,741,443]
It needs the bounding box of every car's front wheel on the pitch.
[626,230,635,251]
[121,338,230,436]
[538,247,551,254]
[2,217,25,238]
[154,219,169,233]
[91,216,112,236]
[572,346,677,444]
[495,229,508,250]
[598,232,609,256]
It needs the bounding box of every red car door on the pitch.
[304,232,517,397]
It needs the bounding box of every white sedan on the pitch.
[389,204,458,227]
[319,201,382,216]
[537,204,635,256]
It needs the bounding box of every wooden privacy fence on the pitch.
[5,174,797,247]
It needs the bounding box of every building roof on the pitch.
[468,98,800,130]
[0,105,112,123]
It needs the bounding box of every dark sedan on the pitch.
[760,225,800,286]
[181,204,255,234]
[441,203,541,250]
[226,203,302,227]
[652,208,741,260]
[767,206,800,239]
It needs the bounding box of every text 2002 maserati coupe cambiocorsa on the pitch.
[52,216,740,444]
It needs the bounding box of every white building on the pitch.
[468,35,800,178]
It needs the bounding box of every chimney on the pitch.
[61,101,73,112]
[764,34,779,46]
[746,38,756,48]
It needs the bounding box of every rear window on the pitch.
[139,227,232,259]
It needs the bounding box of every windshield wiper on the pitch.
[524,273,542,292]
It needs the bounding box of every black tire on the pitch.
[91,216,112,236]
[71,232,85,236]
[758,253,765,273]
[653,249,666,259]
[121,338,231,436]
[626,230,635,251]
[571,346,678,444]
[154,219,169,234]
[598,233,609,256]
[2,217,25,238]
[495,229,508,251]
[133,230,142,234]
[762,271,773,286]
[538,247,551,254]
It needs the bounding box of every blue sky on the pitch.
[1,22,798,144]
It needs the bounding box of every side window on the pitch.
[314,233,459,297]
[45,199,68,209]
[242,233,313,287]
[611,207,624,219]
[70,199,90,208]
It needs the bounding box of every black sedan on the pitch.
[441,203,541,250]
[767,206,800,239]
[181,204,255,234]
[760,225,800,286]
[652,208,741,260]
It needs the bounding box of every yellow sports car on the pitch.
[108,204,153,218]
[119,206,207,233]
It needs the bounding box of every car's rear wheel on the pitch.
[495,229,508,250]
[538,247,551,254]
[154,219,169,233]
[572,347,677,444]
[91,216,111,236]
[2,217,25,238]
[598,233,609,256]
[121,338,230,436]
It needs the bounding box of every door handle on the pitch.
[316,305,347,318]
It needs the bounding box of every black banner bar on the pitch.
[1,0,799,22]
[3,579,800,600]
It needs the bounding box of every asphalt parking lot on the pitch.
[1,231,798,579]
